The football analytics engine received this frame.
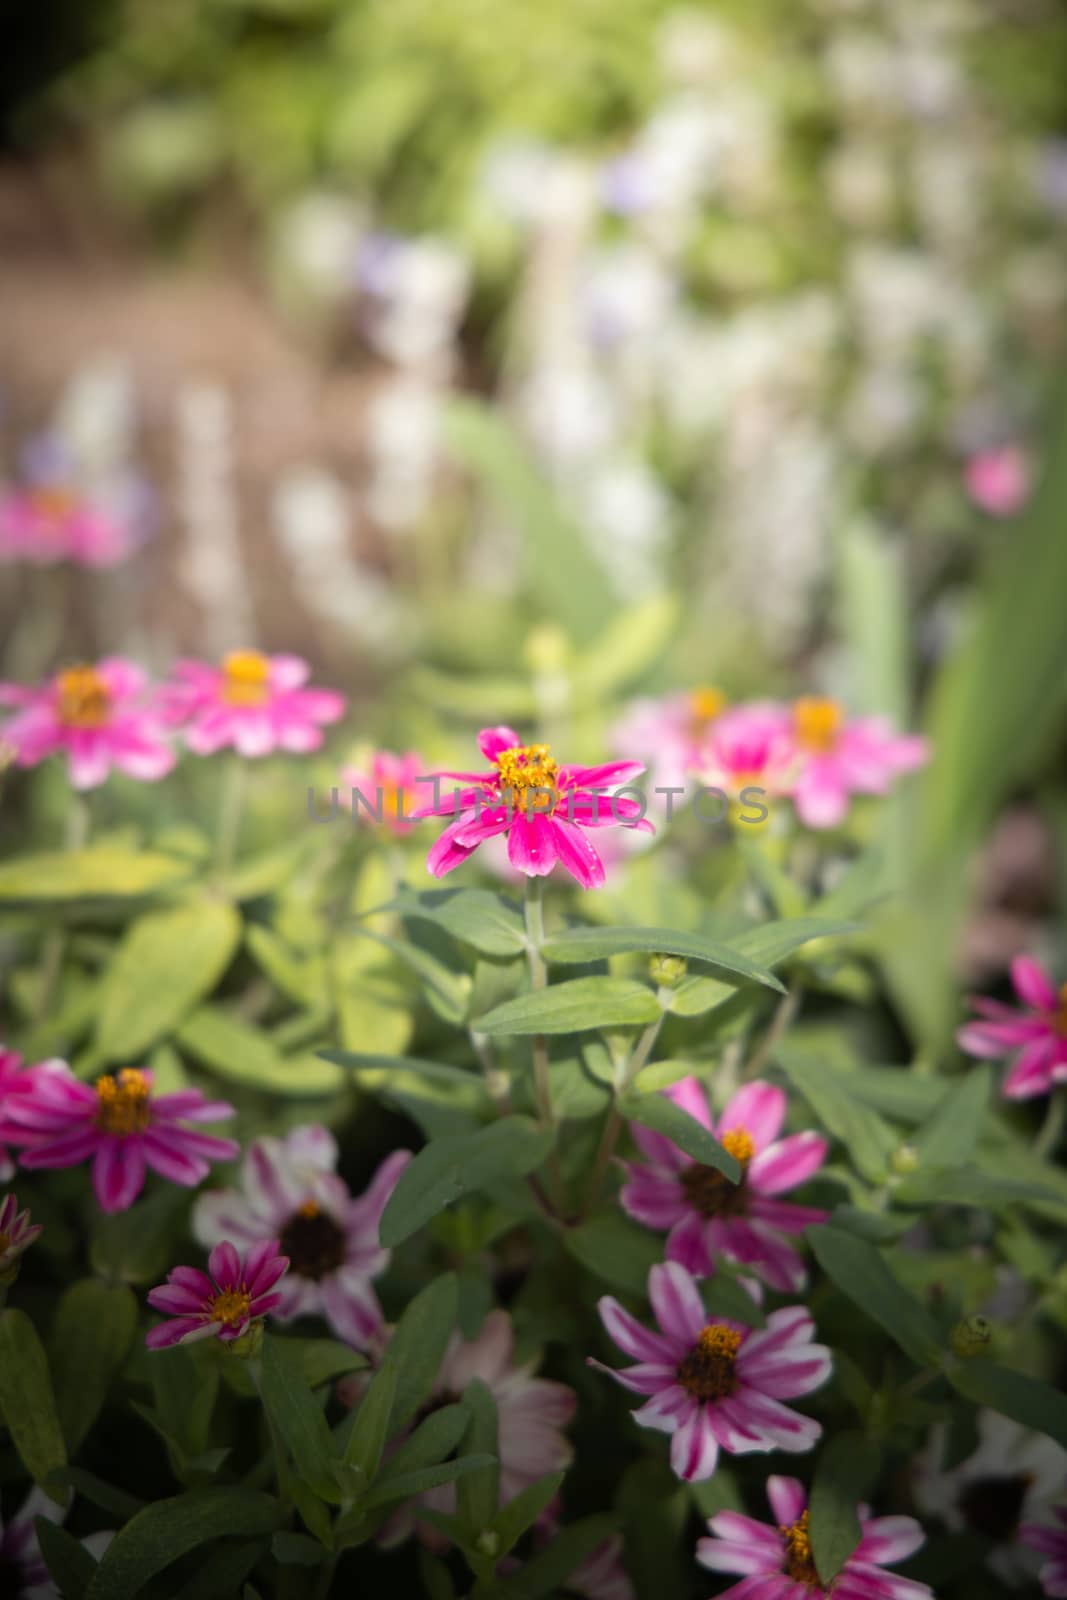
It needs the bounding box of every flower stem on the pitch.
[1034,1087,1067,1162]
[582,997,668,1218]
[215,758,248,876]
[744,983,801,1079]
[35,791,91,1023]
[523,875,564,1207]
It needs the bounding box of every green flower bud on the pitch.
[649,953,687,989]
[228,1319,265,1359]
[475,1530,500,1558]
[950,1315,992,1358]
[891,1143,920,1175]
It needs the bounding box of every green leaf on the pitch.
[259,1337,340,1503]
[670,918,858,1017]
[245,925,327,1009]
[0,1309,67,1501]
[380,1403,469,1480]
[344,1358,397,1481]
[911,1069,990,1169]
[564,1215,664,1296]
[541,926,785,991]
[383,887,527,957]
[291,1338,369,1389]
[948,1359,1067,1451]
[893,1166,1066,1213]
[90,1183,191,1284]
[85,1489,284,1600]
[490,1471,565,1559]
[95,898,241,1061]
[0,847,192,906]
[320,1051,492,1125]
[809,1433,879,1584]
[355,930,471,1026]
[36,1518,97,1599]
[808,1226,942,1367]
[385,1274,459,1435]
[380,1120,553,1246]
[364,1453,498,1511]
[177,1007,343,1095]
[50,1280,138,1453]
[778,1047,895,1184]
[456,1379,499,1532]
[622,1093,741,1181]
[489,1515,617,1599]
[701,1274,766,1329]
[54,1469,144,1522]
[575,593,680,700]
[474,979,660,1036]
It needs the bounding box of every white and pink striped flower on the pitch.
[193,1126,410,1351]
[958,954,1067,1100]
[1024,1507,1067,1597]
[0,659,175,791]
[696,1475,932,1599]
[161,651,345,759]
[620,1078,828,1292]
[589,1261,830,1482]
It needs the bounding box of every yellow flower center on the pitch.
[210,1287,252,1327]
[781,1510,821,1587]
[676,1323,742,1401]
[29,487,77,530]
[56,666,112,728]
[689,686,726,729]
[495,743,560,815]
[95,1069,152,1135]
[680,1126,754,1219]
[222,650,271,707]
[794,697,843,753]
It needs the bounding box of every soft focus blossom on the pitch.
[161,652,345,758]
[0,659,175,791]
[194,1127,409,1350]
[787,696,929,829]
[696,702,798,811]
[957,954,1067,1100]
[620,1078,828,1292]
[589,1261,830,1481]
[0,434,148,569]
[964,446,1032,518]
[696,1474,932,1599]
[7,1065,238,1213]
[415,725,653,889]
[0,1048,63,1182]
[366,1307,576,1547]
[914,1412,1067,1586]
[0,1194,42,1278]
[342,749,425,836]
[566,1533,634,1600]
[613,687,727,794]
[1023,1506,1067,1597]
[145,1240,289,1349]
[0,1487,63,1598]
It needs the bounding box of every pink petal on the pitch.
[856,1516,925,1566]
[244,1240,289,1296]
[619,1164,688,1229]
[208,1240,241,1288]
[479,726,522,761]
[320,1273,385,1349]
[630,1385,695,1433]
[93,1138,147,1212]
[750,1132,828,1195]
[670,1407,720,1480]
[665,1211,715,1276]
[665,1076,713,1130]
[19,1129,99,1167]
[565,760,646,787]
[597,1296,675,1363]
[142,1135,210,1187]
[792,766,850,830]
[716,1081,786,1151]
[957,1020,1046,1057]
[146,1317,209,1350]
[1003,1037,1059,1100]
[766,1476,808,1527]
[730,1387,823,1452]
[749,1198,828,1233]
[548,818,606,889]
[507,813,558,877]
[648,1260,706,1346]
[1011,955,1058,1011]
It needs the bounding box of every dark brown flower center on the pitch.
[676,1324,741,1401]
[279,1201,347,1280]
[679,1128,754,1219]
[958,1473,1033,1543]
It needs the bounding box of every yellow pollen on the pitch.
[495,743,560,815]
[794,696,843,754]
[210,1287,252,1327]
[689,686,726,727]
[721,1128,756,1167]
[697,1324,742,1359]
[95,1069,152,1135]
[222,650,271,707]
[781,1510,820,1586]
[298,1199,320,1219]
[677,1322,742,1401]
[56,666,112,728]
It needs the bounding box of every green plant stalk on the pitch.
[744,983,802,1079]
[34,790,91,1024]
[1034,1087,1067,1162]
[582,994,669,1217]
[215,758,249,876]
[523,876,553,1130]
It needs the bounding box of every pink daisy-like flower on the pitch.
[0,659,176,791]
[145,1240,289,1349]
[193,1126,410,1350]
[696,702,797,813]
[589,1260,830,1482]
[0,1048,64,1181]
[360,1307,576,1548]
[1023,1507,1067,1596]
[787,697,929,830]
[696,1474,932,1600]
[0,1194,42,1278]
[161,651,346,758]
[964,446,1031,519]
[0,476,143,569]
[5,1065,239,1213]
[613,687,727,793]
[957,954,1067,1100]
[342,748,425,835]
[620,1078,828,1293]
[414,725,653,890]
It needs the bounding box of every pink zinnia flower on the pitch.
[145,1240,289,1349]
[0,1048,63,1181]
[193,1126,410,1350]
[6,1065,239,1213]
[787,697,929,830]
[620,1078,828,1293]
[964,446,1031,519]
[415,725,653,889]
[363,1307,576,1547]
[1023,1507,1067,1596]
[0,1194,42,1277]
[0,481,140,568]
[342,748,425,835]
[696,1475,932,1600]
[957,954,1067,1100]
[696,702,797,812]
[161,652,346,758]
[613,687,727,792]
[589,1261,830,1482]
[0,659,176,791]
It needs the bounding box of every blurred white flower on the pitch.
[579,243,676,351]
[844,362,925,452]
[848,245,952,356]
[480,138,562,226]
[576,457,672,595]
[825,34,903,120]
[825,141,897,229]
[364,378,441,532]
[358,235,470,368]
[55,360,137,472]
[657,10,739,88]
[520,363,618,467]
[274,192,363,307]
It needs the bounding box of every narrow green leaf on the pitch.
[344,1358,397,1481]
[364,1453,498,1510]
[259,1338,340,1503]
[50,1280,138,1452]
[474,978,660,1036]
[320,1051,492,1123]
[622,1094,741,1181]
[491,1515,617,1599]
[0,1309,67,1501]
[382,887,527,957]
[894,1166,1066,1213]
[292,1339,369,1389]
[949,1359,1067,1451]
[670,918,858,1017]
[177,1007,343,1095]
[380,1121,553,1247]
[564,1216,664,1296]
[808,1226,942,1367]
[912,1068,990,1169]
[0,847,192,906]
[491,1471,565,1559]
[387,1275,459,1434]
[85,1489,283,1600]
[778,1047,895,1184]
[36,1519,97,1598]
[380,1403,469,1481]
[809,1433,879,1583]
[541,926,785,992]
[456,1379,499,1532]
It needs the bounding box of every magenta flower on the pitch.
[620,1078,828,1292]
[613,687,727,792]
[0,1048,63,1181]
[145,1240,289,1349]
[958,955,1067,1100]
[696,1475,932,1600]
[415,725,653,889]
[161,651,346,758]
[589,1261,830,1482]
[0,480,141,568]
[964,446,1031,519]
[193,1126,410,1350]
[787,697,929,830]
[0,1194,42,1277]
[6,1065,239,1213]
[697,702,798,811]
[342,748,425,835]
[1023,1507,1067,1596]
[0,659,176,790]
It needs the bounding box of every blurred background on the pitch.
[2,0,1067,1046]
